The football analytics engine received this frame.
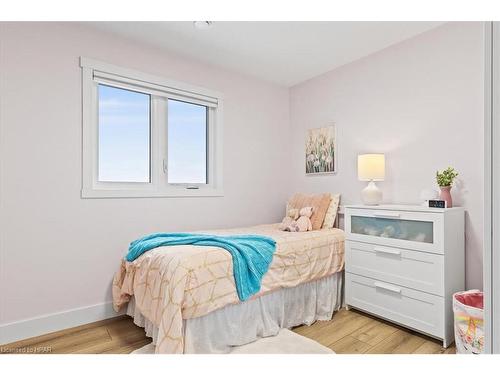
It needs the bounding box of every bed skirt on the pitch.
[126,272,343,354]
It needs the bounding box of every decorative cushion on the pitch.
[322,193,341,229]
[287,193,331,230]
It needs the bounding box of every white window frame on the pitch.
[80,57,223,198]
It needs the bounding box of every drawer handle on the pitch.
[373,212,401,218]
[373,246,401,256]
[374,281,402,294]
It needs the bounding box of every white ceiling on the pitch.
[86,21,444,87]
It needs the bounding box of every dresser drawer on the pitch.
[346,273,444,339]
[345,208,444,254]
[345,241,444,295]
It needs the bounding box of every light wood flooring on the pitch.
[294,308,455,354]
[1,308,455,354]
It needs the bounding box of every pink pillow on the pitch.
[287,193,331,230]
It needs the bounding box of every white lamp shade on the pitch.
[358,154,385,181]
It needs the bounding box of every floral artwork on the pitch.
[305,125,336,174]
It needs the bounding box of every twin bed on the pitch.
[113,210,345,354]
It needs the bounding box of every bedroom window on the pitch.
[98,85,151,183]
[81,57,223,198]
[167,99,208,184]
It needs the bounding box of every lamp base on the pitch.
[361,180,382,205]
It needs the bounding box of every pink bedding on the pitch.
[112,223,345,353]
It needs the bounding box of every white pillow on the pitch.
[322,193,341,229]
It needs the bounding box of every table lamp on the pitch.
[358,154,385,205]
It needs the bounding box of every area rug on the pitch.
[131,329,334,354]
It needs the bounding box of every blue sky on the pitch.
[167,99,207,184]
[98,85,207,184]
[98,85,150,182]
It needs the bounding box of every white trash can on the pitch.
[452,290,484,354]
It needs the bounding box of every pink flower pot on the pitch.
[439,186,453,208]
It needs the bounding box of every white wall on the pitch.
[0,21,485,335]
[0,22,290,325]
[289,22,484,289]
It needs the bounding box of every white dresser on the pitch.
[344,204,465,347]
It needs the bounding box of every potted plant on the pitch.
[436,167,459,208]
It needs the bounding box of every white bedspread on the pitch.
[127,272,343,353]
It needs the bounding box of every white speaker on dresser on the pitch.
[344,204,465,348]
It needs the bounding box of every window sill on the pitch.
[81,188,224,199]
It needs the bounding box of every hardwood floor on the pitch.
[1,316,152,354]
[294,309,455,354]
[1,308,455,354]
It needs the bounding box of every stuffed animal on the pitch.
[295,206,313,232]
[281,206,314,232]
[279,208,299,230]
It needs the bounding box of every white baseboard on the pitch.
[0,302,121,345]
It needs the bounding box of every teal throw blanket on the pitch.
[126,233,277,301]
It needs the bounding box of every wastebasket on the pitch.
[453,290,484,354]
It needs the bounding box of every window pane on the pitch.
[167,99,207,184]
[98,85,150,182]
